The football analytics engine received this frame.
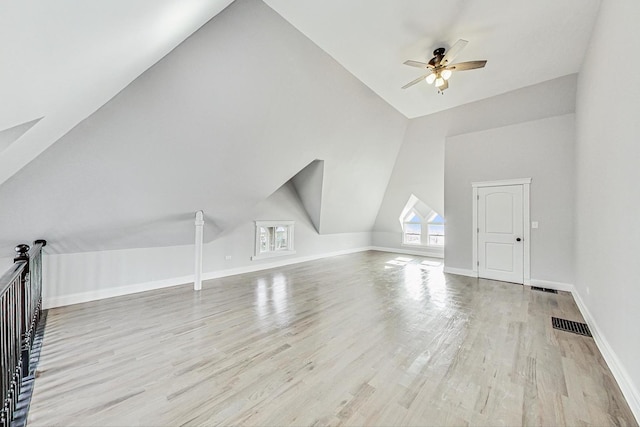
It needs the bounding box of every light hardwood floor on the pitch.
[28,251,637,426]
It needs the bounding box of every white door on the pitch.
[477,185,524,284]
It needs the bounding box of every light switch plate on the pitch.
[531,221,539,229]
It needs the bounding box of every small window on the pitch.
[399,195,445,248]
[427,214,445,246]
[253,221,295,260]
[401,208,445,248]
[403,212,422,245]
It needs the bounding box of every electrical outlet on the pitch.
[225,255,232,261]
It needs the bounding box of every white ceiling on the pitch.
[0,0,407,253]
[0,0,234,186]
[263,0,601,118]
[0,0,602,187]
[0,0,603,253]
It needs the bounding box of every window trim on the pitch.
[401,210,445,248]
[425,213,444,247]
[402,209,423,246]
[252,220,296,260]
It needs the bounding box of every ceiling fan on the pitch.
[401,39,487,93]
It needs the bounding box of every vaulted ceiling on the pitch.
[264,0,601,118]
[0,0,406,253]
[0,0,601,254]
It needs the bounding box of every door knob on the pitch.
[516,238,522,242]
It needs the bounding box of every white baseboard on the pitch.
[43,246,372,309]
[443,266,478,277]
[437,273,577,290]
[43,275,194,309]
[370,246,444,259]
[202,246,371,281]
[571,289,640,423]
[529,279,575,293]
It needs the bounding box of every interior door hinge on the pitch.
[477,261,479,266]
[477,195,479,200]
[477,227,479,233]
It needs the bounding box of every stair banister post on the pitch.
[194,211,204,291]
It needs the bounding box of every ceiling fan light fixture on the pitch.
[401,39,487,92]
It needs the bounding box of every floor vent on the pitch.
[552,317,592,337]
[531,286,558,294]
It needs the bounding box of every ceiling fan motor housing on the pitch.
[430,47,446,66]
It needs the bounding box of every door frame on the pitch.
[472,178,531,285]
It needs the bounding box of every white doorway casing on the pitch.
[472,178,531,285]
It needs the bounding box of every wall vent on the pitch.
[531,286,558,294]
[552,317,592,337]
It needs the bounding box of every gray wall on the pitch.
[43,181,371,304]
[0,0,407,255]
[0,257,12,276]
[575,0,640,410]
[291,160,324,233]
[444,114,575,284]
[372,75,577,255]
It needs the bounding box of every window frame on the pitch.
[402,210,423,246]
[401,211,445,248]
[252,220,296,260]
[425,213,445,247]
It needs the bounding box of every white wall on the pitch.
[0,257,13,276]
[444,114,575,284]
[574,0,640,417]
[373,75,577,254]
[291,160,324,233]
[0,0,406,255]
[43,182,371,308]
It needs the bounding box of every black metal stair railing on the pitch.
[0,240,46,427]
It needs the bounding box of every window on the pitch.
[426,214,445,246]
[399,195,445,248]
[403,212,422,245]
[259,226,289,252]
[253,221,295,260]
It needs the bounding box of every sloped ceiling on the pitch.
[0,0,406,254]
[0,0,235,186]
[373,75,578,235]
[264,0,601,118]
[0,118,42,153]
[0,0,602,188]
[0,0,602,255]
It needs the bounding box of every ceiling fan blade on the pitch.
[441,39,468,66]
[403,60,434,69]
[401,72,433,89]
[445,60,487,71]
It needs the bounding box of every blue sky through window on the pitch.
[406,212,421,223]
[430,214,444,224]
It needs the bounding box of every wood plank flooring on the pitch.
[28,251,637,426]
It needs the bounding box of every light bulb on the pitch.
[425,74,436,85]
[442,69,452,80]
[435,77,445,87]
